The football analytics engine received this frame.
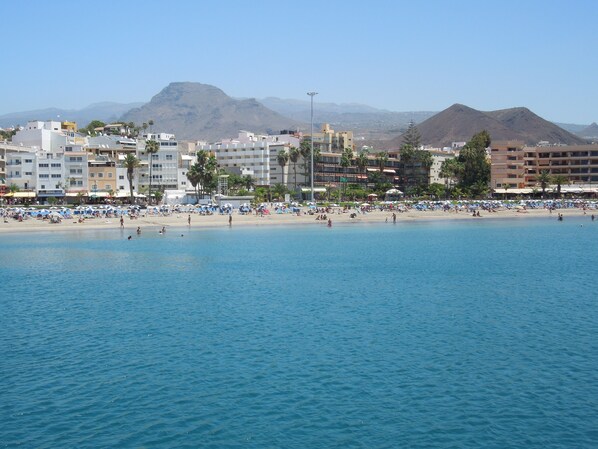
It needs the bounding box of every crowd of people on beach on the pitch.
[2,199,597,232]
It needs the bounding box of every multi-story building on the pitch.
[138,134,181,193]
[491,142,598,192]
[429,150,457,185]
[200,130,301,187]
[311,124,354,153]
[4,150,36,191]
[490,141,526,190]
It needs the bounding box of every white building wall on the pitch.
[5,151,37,190]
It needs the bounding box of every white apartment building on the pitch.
[137,134,181,193]
[429,150,457,184]
[35,150,66,199]
[199,131,301,187]
[5,150,36,191]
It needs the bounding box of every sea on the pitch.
[1,216,597,449]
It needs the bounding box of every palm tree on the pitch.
[148,119,154,133]
[376,151,388,174]
[242,175,254,191]
[271,183,287,201]
[537,170,551,197]
[144,139,159,204]
[289,146,300,189]
[355,150,369,187]
[186,164,201,202]
[122,153,140,204]
[277,149,289,186]
[300,140,311,183]
[340,147,354,201]
[552,174,568,197]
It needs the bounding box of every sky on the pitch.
[2,0,597,124]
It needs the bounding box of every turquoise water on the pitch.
[1,217,597,448]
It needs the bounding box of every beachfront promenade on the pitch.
[1,199,596,234]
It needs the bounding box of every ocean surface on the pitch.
[1,217,597,448]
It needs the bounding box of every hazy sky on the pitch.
[2,0,596,123]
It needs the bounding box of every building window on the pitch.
[51,174,61,178]
[166,154,173,160]
[98,173,103,178]
[119,175,124,180]
[108,173,113,178]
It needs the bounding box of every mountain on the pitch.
[258,96,436,141]
[578,122,598,139]
[0,102,144,128]
[120,82,302,141]
[388,104,587,148]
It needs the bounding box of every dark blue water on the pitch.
[1,218,597,448]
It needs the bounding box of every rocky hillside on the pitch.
[120,82,302,141]
[388,104,588,148]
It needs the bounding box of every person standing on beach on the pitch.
[392,212,396,224]
[120,216,124,228]
[188,214,191,226]
[229,214,232,227]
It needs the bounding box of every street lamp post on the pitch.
[307,92,318,202]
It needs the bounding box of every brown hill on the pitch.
[121,82,303,141]
[485,107,586,145]
[387,103,587,148]
[578,122,598,139]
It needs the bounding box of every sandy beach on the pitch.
[0,206,592,234]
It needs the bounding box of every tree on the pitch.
[551,174,568,197]
[277,149,289,186]
[242,175,254,191]
[122,153,140,204]
[148,119,154,133]
[376,151,388,173]
[439,157,462,198]
[300,139,311,183]
[289,146,300,189]
[144,140,159,204]
[402,120,421,149]
[355,150,369,186]
[80,120,106,136]
[340,147,354,201]
[186,164,201,201]
[142,123,148,134]
[537,170,551,197]
[271,183,288,201]
[191,150,219,198]
[457,130,491,189]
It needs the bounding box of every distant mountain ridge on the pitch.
[388,104,588,148]
[120,83,302,141]
[0,102,144,128]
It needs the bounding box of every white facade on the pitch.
[429,151,456,184]
[5,150,36,190]
[200,131,300,187]
[35,151,65,198]
[138,137,180,192]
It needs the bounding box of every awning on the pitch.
[367,168,379,172]
[300,187,327,193]
[66,192,87,197]
[493,188,534,194]
[13,192,36,198]
[88,191,110,197]
[383,169,396,174]
[3,192,14,197]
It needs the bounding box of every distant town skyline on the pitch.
[2,0,597,124]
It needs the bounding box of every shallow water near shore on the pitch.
[1,217,597,448]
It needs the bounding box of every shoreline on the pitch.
[0,207,592,235]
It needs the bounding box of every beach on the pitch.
[0,205,592,234]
